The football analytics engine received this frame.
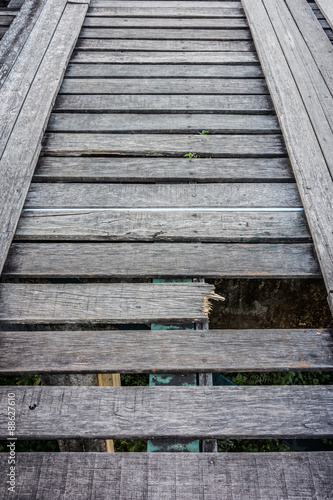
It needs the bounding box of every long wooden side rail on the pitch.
[0,0,332,498]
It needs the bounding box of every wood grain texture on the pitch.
[71,50,258,63]
[0,282,214,323]
[83,16,249,28]
[1,328,331,374]
[42,133,283,156]
[86,7,245,17]
[25,183,301,208]
[75,39,254,51]
[65,63,263,78]
[53,95,272,113]
[3,243,320,278]
[0,2,88,275]
[15,210,311,242]
[242,0,333,303]
[316,0,333,30]
[60,78,267,94]
[1,452,332,500]
[34,157,293,182]
[0,0,47,89]
[47,113,278,134]
[78,27,252,40]
[89,1,242,7]
[0,385,332,438]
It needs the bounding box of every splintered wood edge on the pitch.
[203,288,225,316]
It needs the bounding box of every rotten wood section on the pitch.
[0,282,217,324]
[241,0,333,312]
[0,0,90,275]
[0,452,332,500]
[0,385,332,439]
[0,328,331,375]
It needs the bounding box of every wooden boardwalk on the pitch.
[0,0,332,497]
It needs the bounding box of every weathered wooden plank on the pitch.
[59,78,267,94]
[0,282,215,323]
[263,0,333,176]
[0,2,89,276]
[3,242,320,278]
[42,133,284,156]
[79,27,252,39]
[0,0,67,156]
[1,452,333,500]
[33,157,293,182]
[316,0,333,30]
[7,0,25,6]
[242,0,333,305]
[25,183,301,208]
[0,15,14,26]
[15,210,311,242]
[48,113,278,134]
[0,0,47,89]
[71,50,258,63]
[76,39,254,51]
[89,1,242,7]
[66,63,263,78]
[83,16,248,27]
[1,328,331,374]
[86,7,245,17]
[54,95,271,113]
[284,0,333,95]
[0,385,332,438]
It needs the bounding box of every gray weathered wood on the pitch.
[0,282,215,323]
[89,1,242,7]
[71,50,258,63]
[0,385,332,438]
[25,183,300,209]
[76,39,254,51]
[316,0,333,30]
[86,7,245,17]
[0,1,89,275]
[59,78,267,94]
[66,63,263,78]
[42,133,283,156]
[7,0,25,6]
[242,0,333,307]
[15,210,311,242]
[3,242,320,278]
[1,452,332,500]
[34,157,293,182]
[1,328,331,374]
[83,16,248,27]
[79,27,252,40]
[53,95,272,113]
[47,113,278,134]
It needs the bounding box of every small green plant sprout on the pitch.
[198,130,210,135]
[184,152,198,159]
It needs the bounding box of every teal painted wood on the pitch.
[148,278,199,453]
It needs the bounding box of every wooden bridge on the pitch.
[0,0,333,497]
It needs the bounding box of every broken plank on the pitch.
[0,282,214,324]
[25,183,301,208]
[59,77,267,94]
[42,133,284,156]
[1,328,331,374]
[15,210,311,242]
[33,157,293,182]
[0,385,332,438]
